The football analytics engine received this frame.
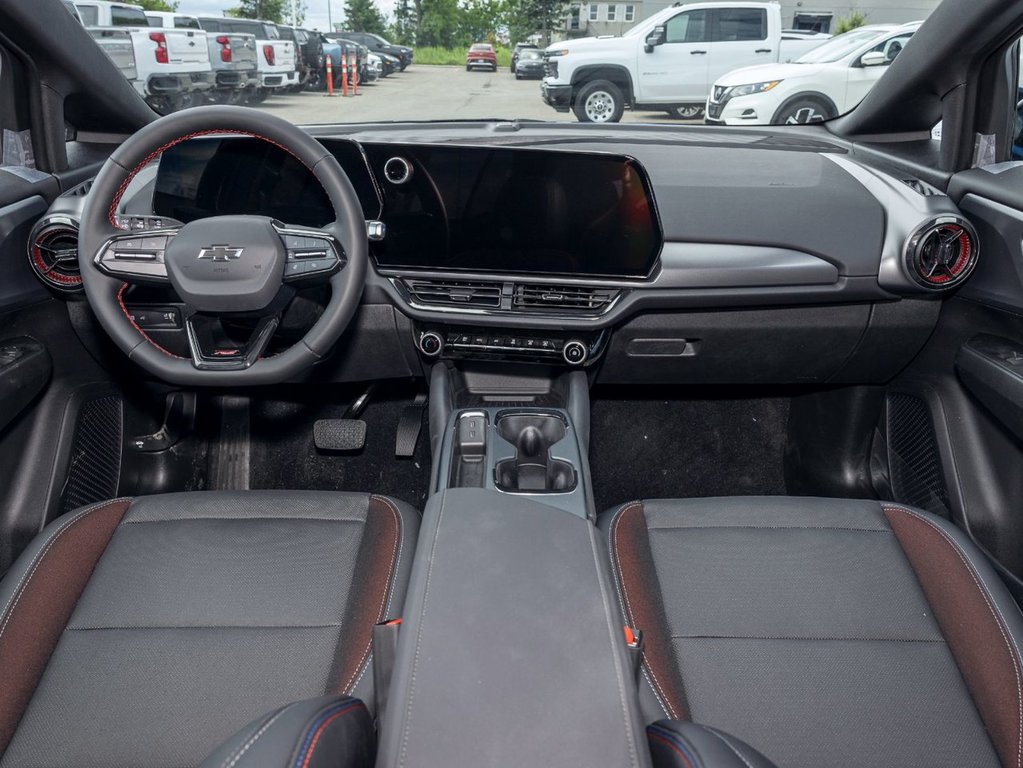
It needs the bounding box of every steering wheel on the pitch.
[78,106,368,386]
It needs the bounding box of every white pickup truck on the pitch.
[195,17,297,104]
[145,11,259,104]
[541,1,830,123]
[74,0,213,112]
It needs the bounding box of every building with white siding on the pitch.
[562,0,943,39]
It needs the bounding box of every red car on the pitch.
[465,42,497,72]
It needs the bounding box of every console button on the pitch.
[419,331,443,357]
[563,340,588,365]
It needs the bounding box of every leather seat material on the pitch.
[0,491,418,768]
[601,497,1017,768]
[198,695,374,768]
[647,721,778,768]
[0,498,132,753]
[377,488,649,768]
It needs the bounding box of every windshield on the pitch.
[796,27,893,63]
[75,1,938,127]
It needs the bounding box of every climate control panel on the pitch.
[415,326,607,367]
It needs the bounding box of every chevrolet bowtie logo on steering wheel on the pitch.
[197,246,244,262]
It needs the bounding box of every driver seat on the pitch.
[0,491,419,767]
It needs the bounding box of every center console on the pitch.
[372,358,647,767]
[429,364,594,517]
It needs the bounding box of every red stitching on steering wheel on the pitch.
[107,129,311,228]
[109,129,317,359]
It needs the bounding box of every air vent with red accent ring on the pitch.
[27,215,82,292]
[903,216,979,290]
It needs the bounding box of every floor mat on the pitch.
[246,386,431,509]
[589,391,790,511]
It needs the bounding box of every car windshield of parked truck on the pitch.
[74,0,946,127]
[795,27,892,63]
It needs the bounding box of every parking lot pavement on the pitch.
[255,65,699,126]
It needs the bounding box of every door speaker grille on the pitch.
[60,395,124,515]
[885,392,950,518]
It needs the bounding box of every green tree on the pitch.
[391,0,416,44]
[228,0,288,23]
[459,0,506,44]
[506,0,567,45]
[343,0,388,33]
[288,0,308,25]
[135,0,178,10]
[417,0,459,46]
[834,10,867,34]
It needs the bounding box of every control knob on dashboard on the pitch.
[419,331,444,357]
[562,340,588,366]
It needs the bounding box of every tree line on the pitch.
[385,0,569,47]
[136,0,568,48]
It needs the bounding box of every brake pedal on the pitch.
[314,419,367,452]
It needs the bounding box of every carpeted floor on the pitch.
[246,386,432,510]
[588,390,790,511]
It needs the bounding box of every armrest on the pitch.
[199,695,374,768]
[376,488,649,767]
[647,721,779,768]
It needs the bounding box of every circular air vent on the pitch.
[28,215,82,292]
[903,216,979,290]
[383,156,413,185]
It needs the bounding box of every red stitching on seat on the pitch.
[298,702,364,768]
[647,730,694,768]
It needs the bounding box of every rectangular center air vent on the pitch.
[512,284,620,314]
[402,279,503,308]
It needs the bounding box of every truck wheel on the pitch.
[573,80,624,123]
[245,89,269,105]
[773,96,834,125]
[669,104,704,120]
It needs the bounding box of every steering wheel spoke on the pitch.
[185,313,280,371]
[275,222,347,285]
[95,225,181,283]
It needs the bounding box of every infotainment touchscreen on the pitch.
[153,138,661,279]
[362,144,661,278]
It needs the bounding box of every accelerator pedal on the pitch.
[314,419,367,452]
[395,393,427,458]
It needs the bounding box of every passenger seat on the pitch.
[600,497,1022,768]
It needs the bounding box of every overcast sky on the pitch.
[175,0,398,32]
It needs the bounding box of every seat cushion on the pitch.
[601,497,1023,768]
[0,491,418,768]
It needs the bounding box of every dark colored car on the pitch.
[337,31,412,70]
[375,51,401,76]
[276,26,321,92]
[513,48,543,79]
[466,42,497,72]
[333,37,372,83]
[510,42,537,73]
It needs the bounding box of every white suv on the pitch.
[706,22,921,125]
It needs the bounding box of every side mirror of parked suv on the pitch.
[859,50,888,67]
[644,26,666,54]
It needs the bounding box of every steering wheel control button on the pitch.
[563,340,588,365]
[419,331,444,357]
[126,306,182,330]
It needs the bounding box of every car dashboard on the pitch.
[34,122,977,385]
